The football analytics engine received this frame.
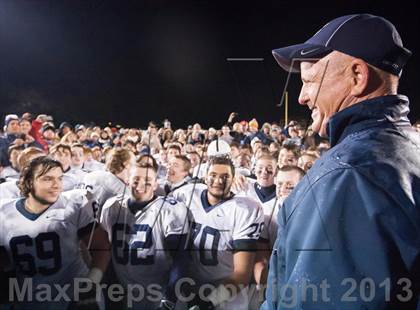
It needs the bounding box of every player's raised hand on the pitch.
[231,174,248,192]
[228,112,237,123]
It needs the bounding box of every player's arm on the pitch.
[74,190,111,283]
[189,245,258,310]
[159,233,190,309]
[224,249,256,290]
[80,224,111,277]
[253,219,272,286]
[192,202,264,309]
[253,240,271,286]
[158,202,191,309]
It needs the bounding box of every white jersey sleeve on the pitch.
[172,183,207,205]
[99,195,124,240]
[232,197,265,251]
[161,197,190,238]
[61,189,96,232]
[83,170,127,212]
[0,180,20,200]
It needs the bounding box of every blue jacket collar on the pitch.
[327,95,410,147]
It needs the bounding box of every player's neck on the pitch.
[207,191,230,206]
[25,196,51,214]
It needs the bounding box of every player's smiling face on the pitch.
[276,170,301,199]
[167,157,188,184]
[206,164,233,202]
[31,167,63,205]
[130,167,157,202]
[255,158,277,187]
[278,149,297,168]
[71,147,84,166]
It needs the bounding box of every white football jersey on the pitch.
[67,167,88,189]
[235,178,279,248]
[83,170,127,217]
[62,170,79,192]
[100,195,189,309]
[83,159,106,172]
[192,162,208,179]
[0,165,19,180]
[173,184,264,310]
[0,189,95,304]
[0,179,20,200]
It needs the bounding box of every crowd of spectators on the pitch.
[1,111,419,187]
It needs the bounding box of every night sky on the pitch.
[1,0,419,129]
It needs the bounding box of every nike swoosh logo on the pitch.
[300,47,320,56]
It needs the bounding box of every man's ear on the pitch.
[349,58,369,97]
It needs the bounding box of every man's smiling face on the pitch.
[298,51,352,137]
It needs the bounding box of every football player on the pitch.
[83,148,135,218]
[100,162,189,309]
[158,155,193,196]
[174,156,264,310]
[49,143,80,191]
[233,155,279,308]
[0,156,110,309]
[234,155,278,248]
[275,165,305,203]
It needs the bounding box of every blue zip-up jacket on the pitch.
[262,95,420,309]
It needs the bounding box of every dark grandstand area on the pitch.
[0,1,419,128]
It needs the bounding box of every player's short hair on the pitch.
[8,144,25,158]
[19,156,63,197]
[17,147,45,171]
[106,148,133,175]
[123,140,135,147]
[173,155,191,173]
[277,165,305,179]
[167,143,182,154]
[280,145,300,159]
[239,144,252,154]
[137,154,158,171]
[187,151,200,157]
[255,146,271,158]
[300,153,318,161]
[134,162,158,176]
[49,143,71,155]
[256,154,277,164]
[71,143,84,149]
[207,156,235,177]
[229,141,240,149]
[83,146,92,155]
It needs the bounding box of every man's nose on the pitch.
[298,87,308,106]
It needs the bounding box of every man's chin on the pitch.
[47,198,59,205]
[310,120,328,138]
[209,190,226,200]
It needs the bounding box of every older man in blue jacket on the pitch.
[263,14,420,309]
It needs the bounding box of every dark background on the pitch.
[0,0,419,129]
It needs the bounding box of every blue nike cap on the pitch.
[272,14,411,76]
